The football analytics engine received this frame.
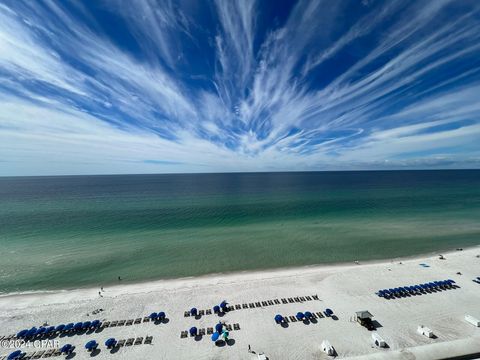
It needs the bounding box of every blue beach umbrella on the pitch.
[274,314,283,323]
[55,324,65,332]
[189,327,197,336]
[296,312,305,320]
[26,327,37,338]
[149,312,158,320]
[211,332,220,342]
[190,307,198,316]
[220,300,228,309]
[60,344,72,353]
[215,323,223,333]
[325,308,334,316]
[158,311,166,320]
[65,323,74,331]
[83,321,91,329]
[91,320,101,328]
[7,350,23,360]
[213,305,220,313]
[85,340,98,351]
[74,322,83,331]
[305,311,313,319]
[105,338,117,348]
[16,330,28,338]
[36,327,46,336]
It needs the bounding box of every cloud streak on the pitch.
[0,0,479,175]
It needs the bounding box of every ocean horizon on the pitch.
[1,169,479,293]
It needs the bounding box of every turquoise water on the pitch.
[0,170,479,293]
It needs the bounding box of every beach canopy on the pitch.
[105,338,116,348]
[213,305,220,313]
[305,311,313,318]
[189,327,198,336]
[7,350,22,360]
[46,326,55,334]
[220,300,228,309]
[215,323,223,333]
[74,322,83,331]
[65,323,74,331]
[82,321,91,329]
[16,329,28,338]
[85,340,98,351]
[60,344,73,353]
[274,314,283,323]
[26,327,37,337]
[149,312,158,319]
[36,327,46,335]
[190,307,198,316]
[296,312,305,320]
[158,311,166,319]
[211,332,220,342]
[325,308,334,316]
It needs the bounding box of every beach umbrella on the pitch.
[60,344,72,353]
[274,314,283,323]
[91,320,101,328]
[213,305,220,313]
[65,323,74,331]
[149,312,158,320]
[85,340,98,351]
[296,312,305,320]
[448,279,456,283]
[105,338,117,348]
[220,300,228,308]
[211,332,220,342]
[158,311,166,320]
[7,350,22,360]
[215,323,223,333]
[16,329,28,338]
[55,324,65,332]
[305,311,313,319]
[83,321,91,329]
[74,322,83,331]
[325,308,334,317]
[26,327,37,338]
[190,307,198,316]
[189,327,198,336]
[36,327,46,336]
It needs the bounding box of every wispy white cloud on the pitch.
[0,0,479,175]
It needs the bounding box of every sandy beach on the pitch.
[1,247,480,360]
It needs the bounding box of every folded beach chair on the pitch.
[134,318,142,324]
[226,324,232,331]
[288,298,294,303]
[233,323,240,330]
[294,297,300,302]
[290,316,297,322]
[312,294,319,300]
[235,304,241,309]
[110,320,118,327]
[255,302,261,307]
[43,348,55,357]
[199,328,205,335]
[242,303,248,309]
[305,296,312,301]
[134,337,143,345]
[33,350,45,359]
[249,303,255,308]
[126,319,133,326]
[118,320,126,326]
[126,338,134,346]
[281,298,288,304]
[143,317,150,322]
[180,331,188,338]
[261,301,267,306]
[316,311,324,318]
[117,339,126,347]
[207,327,213,334]
[145,336,153,344]
[199,310,205,316]
[184,311,190,317]
[268,300,274,305]
[274,299,280,304]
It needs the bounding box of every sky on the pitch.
[1,0,480,176]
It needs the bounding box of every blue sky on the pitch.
[1,0,480,175]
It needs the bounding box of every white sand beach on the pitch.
[1,247,480,360]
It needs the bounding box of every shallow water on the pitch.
[0,170,479,293]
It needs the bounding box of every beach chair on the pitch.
[134,318,142,324]
[126,319,133,326]
[145,336,153,344]
[299,296,306,301]
[102,321,111,327]
[305,296,312,301]
[52,349,61,356]
[316,311,324,318]
[294,297,300,302]
[284,316,289,323]
[281,298,288,304]
[249,303,255,308]
[199,310,205,316]
[235,304,241,310]
[261,301,268,306]
[143,317,150,322]
[226,324,232,331]
[233,323,240,330]
[43,348,55,357]
[126,338,134,346]
[312,295,319,300]
[255,302,261,307]
[180,331,188,338]
[288,298,294,303]
[242,303,248,309]
[206,309,212,315]
[312,313,318,319]
[184,311,190,317]
[22,354,33,360]
[110,320,118,327]
[290,316,297,322]
[274,299,280,304]
[268,300,274,305]
[33,351,45,359]
[199,328,205,336]
[117,339,126,347]
[134,337,143,345]
[207,327,213,335]
[118,320,126,326]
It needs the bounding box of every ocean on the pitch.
[0,170,479,293]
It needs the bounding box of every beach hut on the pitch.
[465,315,480,327]
[190,307,198,316]
[417,325,434,338]
[371,332,386,347]
[85,340,98,351]
[7,350,23,360]
[189,327,198,336]
[105,338,117,349]
[274,314,284,324]
[321,340,335,356]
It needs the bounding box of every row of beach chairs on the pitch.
[113,335,153,347]
[284,311,325,323]
[376,279,458,299]
[103,317,150,328]
[184,295,320,317]
[180,324,241,338]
